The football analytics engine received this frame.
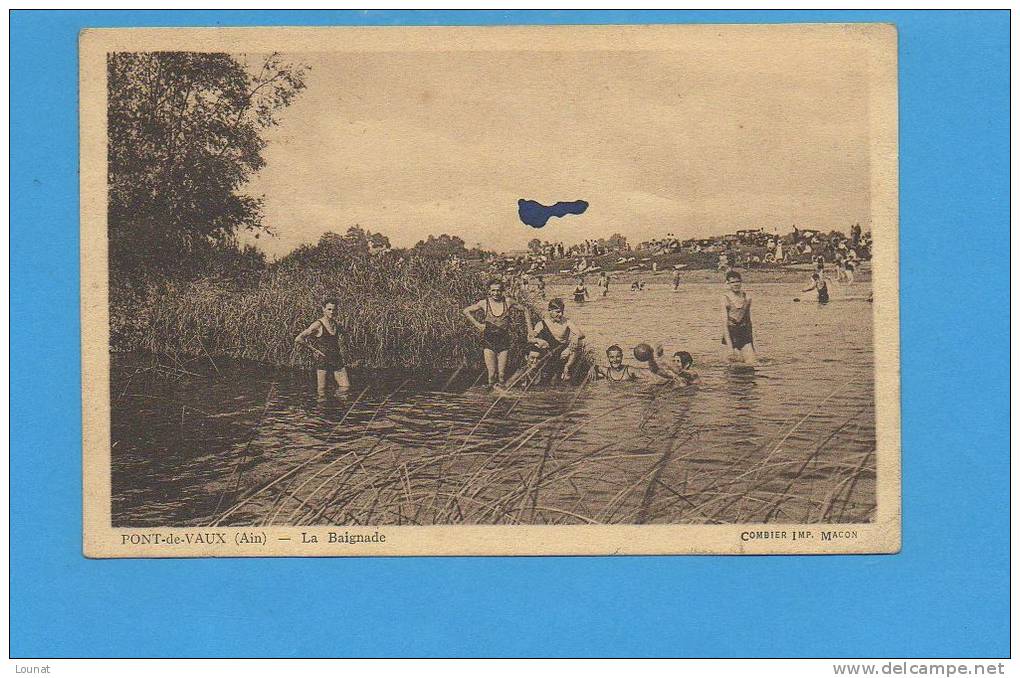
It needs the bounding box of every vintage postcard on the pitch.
[80,24,900,557]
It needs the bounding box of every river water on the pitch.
[111,279,876,527]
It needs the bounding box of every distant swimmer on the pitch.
[598,270,610,297]
[294,298,351,398]
[530,297,584,382]
[721,271,756,365]
[572,277,590,304]
[802,272,830,304]
[630,280,645,291]
[672,268,682,291]
[462,278,528,388]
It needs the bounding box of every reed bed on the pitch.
[206,376,875,527]
[111,255,544,370]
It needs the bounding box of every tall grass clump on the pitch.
[111,247,554,371]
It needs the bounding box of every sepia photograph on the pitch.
[80,24,900,556]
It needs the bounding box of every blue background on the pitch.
[10,10,1009,658]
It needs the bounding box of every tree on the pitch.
[606,233,628,252]
[368,232,391,251]
[107,51,308,278]
[344,225,370,254]
[527,238,543,254]
[411,234,468,259]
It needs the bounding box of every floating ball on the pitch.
[633,343,653,362]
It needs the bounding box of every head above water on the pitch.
[673,351,694,369]
[606,345,624,367]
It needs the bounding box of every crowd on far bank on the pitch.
[479,224,872,280]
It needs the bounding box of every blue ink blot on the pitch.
[517,199,589,228]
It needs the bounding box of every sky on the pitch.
[243,38,873,258]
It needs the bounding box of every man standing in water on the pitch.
[721,271,757,365]
[295,298,351,398]
[462,279,529,388]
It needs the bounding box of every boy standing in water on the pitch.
[530,298,584,382]
[295,298,351,398]
[802,272,830,304]
[462,279,528,388]
[672,268,682,291]
[721,271,756,364]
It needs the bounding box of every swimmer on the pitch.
[630,343,681,384]
[572,277,589,304]
[802,272,830,304]
[530,297,584,382]
[504,347,545,390]
[721,271,756,364]
[672,268,682,291]
[462,278,529,387]
[598,270,610,297]
[647,345,701,385]
[593,345,639,382]
[844,260,856,285]
[295,298,351,398]
[670,351,701,385]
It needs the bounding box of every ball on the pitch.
[633,343,653,362]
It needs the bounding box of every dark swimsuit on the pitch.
[724,294,754,350]
[312,320,344,371]
[482,298,512,353]
[573,286,587,303]
[817,279,830,304]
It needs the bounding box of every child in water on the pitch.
[462,278,529,388]
[802,272,830,304]
[295,298,351,398]
[572,277,589,304]
[721,271,756,364]
[530,297,584,382]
